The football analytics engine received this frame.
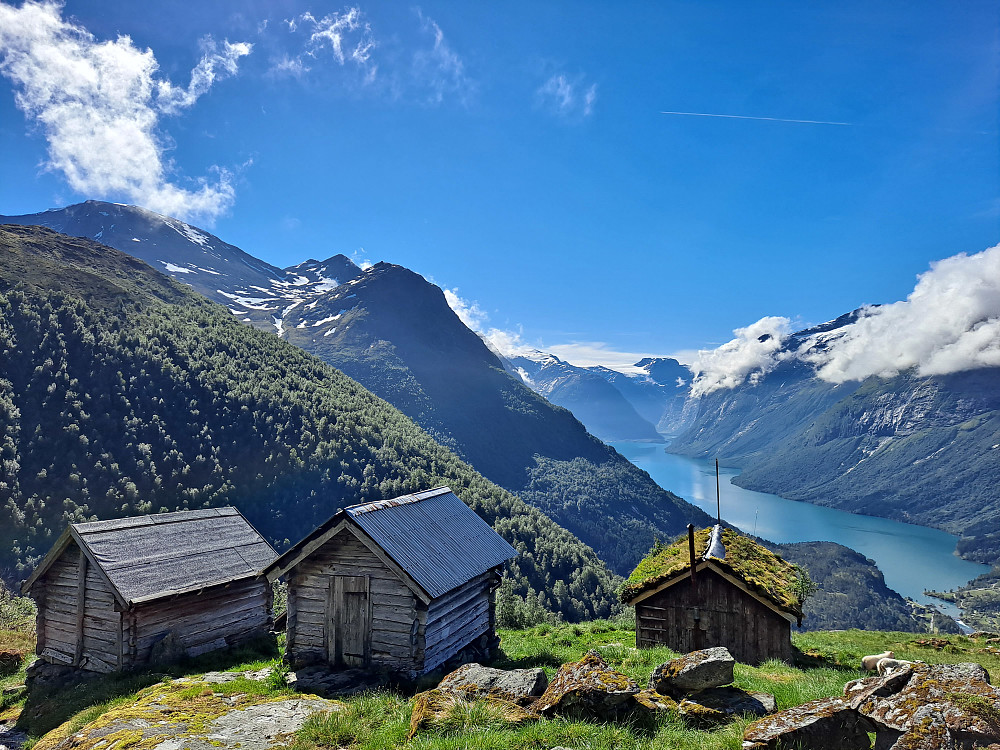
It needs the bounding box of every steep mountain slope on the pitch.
[505,350,663,442]
[595,357,694,435]
[0,224,621,620]
[669,315,1000,564]
[1,202,713,575]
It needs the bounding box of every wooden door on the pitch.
[328,575,371,667]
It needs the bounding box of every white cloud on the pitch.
[0,0,250,223]
[444,288,488,331]
[690,316,792,396]
[545,342,663,373]
[157,37,251,114]
[280,8,375,81]
[802,245,1000,382]
[537,73,597,118]
[413,10,474,105]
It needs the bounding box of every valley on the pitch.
[1,202,998,632]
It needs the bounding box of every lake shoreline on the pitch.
[610,440,990,619]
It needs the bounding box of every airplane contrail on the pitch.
[661,110,852,126]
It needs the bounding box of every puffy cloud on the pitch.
[536,73,597,118]
[0,0,249,222]
[690,316,792,396]
[444,288,488,331]
[803,245,1000,382]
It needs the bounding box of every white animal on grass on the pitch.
[861,650,894,671]
[876,657,913,675]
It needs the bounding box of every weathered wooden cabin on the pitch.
[620,525,804,664]
[21,507,277,673]
[264,486,517,675]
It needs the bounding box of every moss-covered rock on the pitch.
[649,646,735,696]
[32,675,337,750]
[529,650,639,720]
[408,688,539,739]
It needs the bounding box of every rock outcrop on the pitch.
[530,651,641,721]
[742,696,874,750]
[32,671,337,750]
[649,646,736,696]
[745,661,1000,750]
[436,662,548,705]
[679,686,776,727]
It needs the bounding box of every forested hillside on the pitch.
[2,202,713,576]
[670,355,1000,564]
[280,261,713,574]
[0,225,620,620]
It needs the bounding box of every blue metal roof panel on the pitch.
[346,487,517,599]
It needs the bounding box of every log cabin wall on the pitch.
[34,543,123,673]
[129,576,271,667]
[635,568,792,664]
[423,571,493,673]
[286,529,422,671]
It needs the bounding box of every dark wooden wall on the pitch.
[423,571,494,673]
[635,569,792,664]
[286,529,422,671]
[34,544,123,673]
[129,576,271,668]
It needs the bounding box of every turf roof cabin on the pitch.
[620,525,805,664]
[264,487,517,676]
[21,507,277,673]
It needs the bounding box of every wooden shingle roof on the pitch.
[264,487,517,600]
[22,507,276,606]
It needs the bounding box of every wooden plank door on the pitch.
[328,575,371,667]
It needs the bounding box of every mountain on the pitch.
[0,224,623,621]
[596,357,695,436]
[668,314,1000,565]
[1,202,714,576]
[504,350,663,442]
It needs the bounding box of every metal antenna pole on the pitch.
[715,458,721,524]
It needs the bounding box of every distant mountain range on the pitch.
[0,205,948,631]
[0,222,622,620]
[0,202,712,575]
[667,315,1000,566]
[501,350,694,441]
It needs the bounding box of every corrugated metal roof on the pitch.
[345,487,517,599]
[72,507,276,604]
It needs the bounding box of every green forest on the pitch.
[0,225,621,621]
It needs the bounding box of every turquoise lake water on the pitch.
[610,440,989,616]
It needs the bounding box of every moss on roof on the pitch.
[620,527,804,616]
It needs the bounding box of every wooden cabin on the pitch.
[264,487,517,676]
[620,525,804,664]
[21,507,277,673]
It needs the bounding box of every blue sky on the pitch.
[1,1,997,367]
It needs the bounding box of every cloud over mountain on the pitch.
[804,244,1000,382]
[0,0,251,223]
[691,244,1000,394]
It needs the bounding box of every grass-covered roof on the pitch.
[620,526,805,616]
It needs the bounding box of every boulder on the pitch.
[530,650,639,721]
[856,662,1000,748]
[649,647,735,696]
[632,689,677,713]
[879,706,955,750]
[743,696,874,750]
[679,686,775,727]
[30,675,337,750]
[437,663,548,705]
[409,688,538,738]
[843,666,915,710]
